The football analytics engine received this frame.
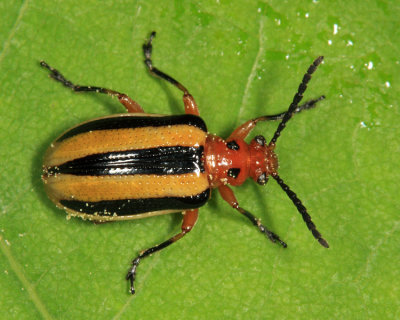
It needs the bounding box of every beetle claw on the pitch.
[126,271,135,294]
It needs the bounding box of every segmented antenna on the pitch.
[269,56,324,145]
[272,174,329,248]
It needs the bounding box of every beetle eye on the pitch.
[227,140,240,150]
[254,135,266,146]
[228,168,240,179]
[257,173,268,185]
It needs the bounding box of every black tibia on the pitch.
[143,31,190,94]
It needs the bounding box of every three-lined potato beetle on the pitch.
[41,32,328,295]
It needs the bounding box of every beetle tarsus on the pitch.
[142,31,200,115]
[237,206,287,248]
[40,61,75,89]
[296,95,325,112]
[126,257,141,295]
[258,223,288,248]
[143,31,155,68]
[257,95,326,122]
[124,211,198,294]
[40,60,144,112]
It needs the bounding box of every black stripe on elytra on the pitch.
[48,146,204,176]
[57,114,207,142]
[60,188,211,216]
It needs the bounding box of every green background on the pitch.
[1,0,399,319]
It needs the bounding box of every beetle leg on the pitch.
[40,61,144,113]
[227,95,325,141]
[126,209,199,294]
[218,184,287,248]
[256,95,325,122]
[143,31,200,116]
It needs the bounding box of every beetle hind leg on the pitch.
[143,31,200,116]
[39,61,144,113]
[126,209,199,294]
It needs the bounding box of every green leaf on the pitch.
[1,1,399,319]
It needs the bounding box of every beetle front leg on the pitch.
[228,95,325,141]
[143,32,200,116]
[126,209,199,294]
[218,185,287,247]
[40,61,144,113]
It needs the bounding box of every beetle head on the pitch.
[249,135,278,185]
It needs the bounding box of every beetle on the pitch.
[41,31,328,295]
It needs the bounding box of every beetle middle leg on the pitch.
[218,184,287,247]
[143,31,200,116]
[126,209,199,294]
[40,61,144,113]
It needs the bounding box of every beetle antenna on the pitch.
[272,173,329,248]
[269,56,323,146]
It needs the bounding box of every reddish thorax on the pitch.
[204,134,278,188]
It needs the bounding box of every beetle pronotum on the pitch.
[41,31,328,294]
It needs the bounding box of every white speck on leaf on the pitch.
[333,24,338,35]
[365,61,373,70]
